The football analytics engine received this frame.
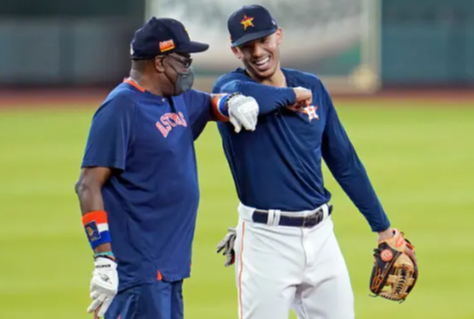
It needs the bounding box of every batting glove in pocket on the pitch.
[216,227,237,267]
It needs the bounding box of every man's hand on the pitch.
[378,228,417,265]
[227,94,259,133]
[216,227,237,267]
[370,228,418,302]
[87,257,118,318]
[287,87,312,111]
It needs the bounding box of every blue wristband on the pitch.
[217,94,230,117]
[82,211,112,250]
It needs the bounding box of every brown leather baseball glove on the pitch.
[369,229,418,302]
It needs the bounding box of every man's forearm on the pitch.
[75,180,104,215]
[75,179,113,254]
[332,167,390,232]
[215,80,296,115]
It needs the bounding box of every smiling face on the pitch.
[232,28,283,82]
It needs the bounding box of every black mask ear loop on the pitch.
[161,56,179,97]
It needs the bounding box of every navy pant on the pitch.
[105,280,184,319]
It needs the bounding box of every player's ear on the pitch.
[231,47,242,60]
[154,56,166,73]
[276,28,283,45]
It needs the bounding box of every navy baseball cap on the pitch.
[130,17,209,59]
[228,5,278,48]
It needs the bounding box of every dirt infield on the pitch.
[0,87,472,110]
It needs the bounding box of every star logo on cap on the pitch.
[241,15,254,30]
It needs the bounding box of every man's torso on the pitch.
[215,68,331,211]
[86,82,210,290]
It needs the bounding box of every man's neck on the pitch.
[248,67,287,88]
[129,70,165,97]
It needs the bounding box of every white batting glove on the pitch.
[216,227,237,267]
[87,257,118,318]
[227,94,259,133]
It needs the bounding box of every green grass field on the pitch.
[0,100,473,319]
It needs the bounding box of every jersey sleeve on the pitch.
[212,75,296,115]
[81,95,135,171]
[320,83,391,232]
[183,89,213,140]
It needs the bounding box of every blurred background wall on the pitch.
[0,0,473,92]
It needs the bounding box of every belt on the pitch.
[251,204,333,228]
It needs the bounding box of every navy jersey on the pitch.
[81,80,213,291]
[213,68,390,232]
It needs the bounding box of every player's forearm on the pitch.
[217,81,296,115]
[75,175,114,256]
[322,138,389,231]
[327,158,390,232]
[209,93,232,121]
[340,174,390,232]
[75,180,105,215]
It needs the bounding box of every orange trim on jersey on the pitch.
[82,211,108,226]
[123,78,145,92]
[238,221,246,319]
[211,94,230,122]
[157,270,163,281]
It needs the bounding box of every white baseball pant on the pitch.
[233,203,355,319]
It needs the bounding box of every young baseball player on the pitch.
[214,5,417,319]
[74,17,268,319]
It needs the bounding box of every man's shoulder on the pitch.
[94,84,137,115]
[282,68,323,89]
[214,68,249,87]
[105,83,138,102]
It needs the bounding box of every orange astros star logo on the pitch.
[241,15,254,30]
[302,106,319,121]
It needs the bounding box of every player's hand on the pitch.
[87,257,118,318]
[287,87,312,111]
[227,94,259,133]
[216,227,237,267]
[377,228,417,266]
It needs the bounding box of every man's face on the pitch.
[232,29,282,80]
[155,52,194,95]
[160,53,193,77]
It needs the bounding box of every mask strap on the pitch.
[162,57,178,96]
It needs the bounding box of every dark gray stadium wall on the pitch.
[380,0,474,88]
[0,0,146,87]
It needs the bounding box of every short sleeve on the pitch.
[183,89,212,140]
[81,95,135,171]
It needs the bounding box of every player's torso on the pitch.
[122,93,198,200]
[218,70,331,211]
[101,88,200,286]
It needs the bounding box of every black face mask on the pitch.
[164,57,194,96]
[173,67,194,95]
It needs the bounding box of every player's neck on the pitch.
[249,67,287,88]
[129,71,165,97]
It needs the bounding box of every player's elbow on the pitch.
[74,174,97,199]
[74,176,86,197]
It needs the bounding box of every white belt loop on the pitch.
[322,204,329,220]
[273,210,281,226]
[266,209,281,226]
[267,209,275,226]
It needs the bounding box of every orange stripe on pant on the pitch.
[238,221,246,319]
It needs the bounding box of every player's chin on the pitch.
[250,60,277,79]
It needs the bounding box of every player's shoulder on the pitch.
[282,68,325,91]
[95,83,137,116]
[213,68,250,88]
